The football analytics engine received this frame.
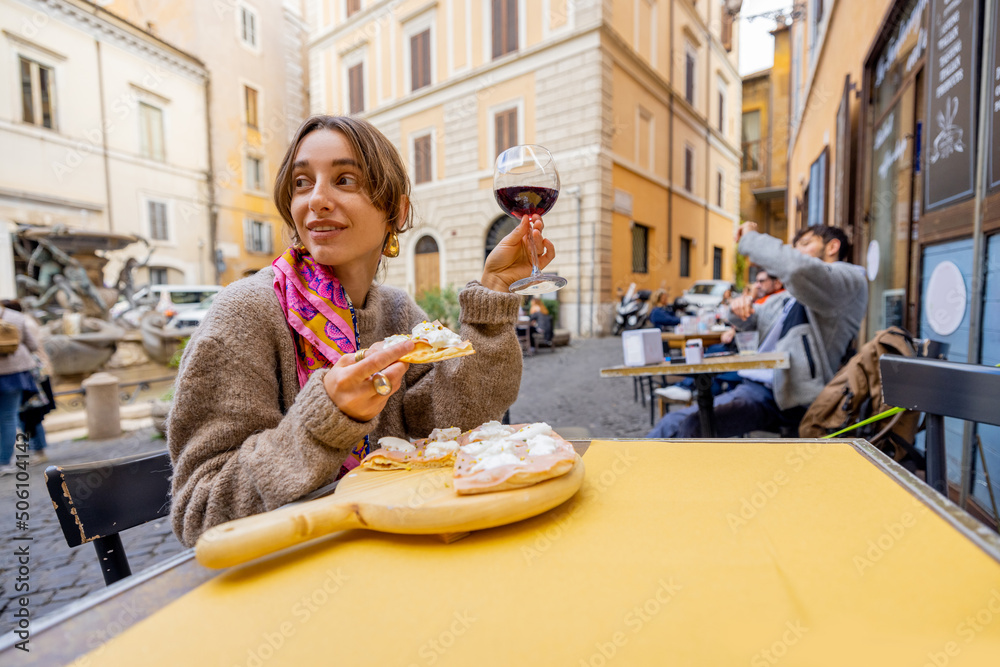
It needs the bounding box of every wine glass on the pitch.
[493,144,567,295]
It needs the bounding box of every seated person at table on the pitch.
[647,223,867,438]
[167,115,558,547]
[528,296,554,348]
[649,289,681,331]
[659,272,787,402]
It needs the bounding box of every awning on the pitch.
[752,186,787,202]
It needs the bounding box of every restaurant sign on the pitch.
[925,0,978,211]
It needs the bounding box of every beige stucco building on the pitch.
[307,0,742,335]
[0,0,213,296]
[99,0,308,284]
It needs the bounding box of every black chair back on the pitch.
[44,450,172,585]
[880,356,1000,495]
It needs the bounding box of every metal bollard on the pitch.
[82,372,121,440]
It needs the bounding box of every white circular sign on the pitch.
[925,260,967,336]
[866,240,880,281]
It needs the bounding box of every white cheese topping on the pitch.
[425,440,459,458]
[377,436,416,453]
[429,427,462,442]
[468,451,521,474]
[509,422,553,441]
[469,421,514,442]
[411,321,463,348]
[526,434,558,456]
[382,334,410,348]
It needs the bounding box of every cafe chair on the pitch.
[880,356,1000,497]
[44,450,173,586]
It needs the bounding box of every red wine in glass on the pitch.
[495,186,559,218]
[493,145,566,295]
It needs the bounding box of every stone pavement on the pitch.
[0,335,652,631]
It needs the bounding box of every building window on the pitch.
[494,107,518,157]
[139,102,164,161]
[413,134,432,184]
[680,237,692,277]
[717,77,726,133]
[20,57,55,129]
[148,201,168,241]
[348,63,364,114]
[685,42,696,106]
[239,5,258,49]
[713,246,723,280]
[244,85,259,128]
[244,219,273,254]
[245,155,264,191]
[684,146,694,192]
[807,149,828,226]
[492,0,518,59]
[742,110,761,172]
[716,170,724,207]
[410,29,431,91]
[149,267,168,285]
[346,0,361,17]
[631,223,649,273]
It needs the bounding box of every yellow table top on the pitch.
[78,440,1000,666]
[601,351,790,377]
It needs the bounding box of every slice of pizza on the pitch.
[452,421,579,495]
[360,427,462,470]
[381,320,475,364]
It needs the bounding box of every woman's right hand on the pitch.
[323,340,415,422]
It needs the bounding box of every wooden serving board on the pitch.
[195,458,585,569]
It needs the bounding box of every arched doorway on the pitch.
[414,234,440,299]
[485,215,518,262]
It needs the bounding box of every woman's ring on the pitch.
[372,372,391,396]
[354,348,366,363]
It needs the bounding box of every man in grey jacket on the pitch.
[647,223,868,438]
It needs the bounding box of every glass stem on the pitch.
[524,232,542,276]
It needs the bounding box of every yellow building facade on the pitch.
[308,0,742,335]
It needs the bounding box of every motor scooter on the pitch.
[612,283,652,335]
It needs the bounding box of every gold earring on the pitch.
[383,230,400,258]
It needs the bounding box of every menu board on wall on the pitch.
[925,0,978,211]
[990,0,1000,191]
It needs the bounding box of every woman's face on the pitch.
[289,129,390,271]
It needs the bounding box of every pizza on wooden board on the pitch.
[360,421,579,495]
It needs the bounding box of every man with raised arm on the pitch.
[647,223,868,438]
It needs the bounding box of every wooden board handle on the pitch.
[195,496,361,569]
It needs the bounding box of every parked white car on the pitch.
[164,293,215,331]
[111,284,222,327]
[681,280,734,309]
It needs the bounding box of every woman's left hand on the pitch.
[481,214,555,292]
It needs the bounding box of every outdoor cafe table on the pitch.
[4,439,1000,666]
[600,351,790,437]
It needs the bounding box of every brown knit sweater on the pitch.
[167,268,523,546]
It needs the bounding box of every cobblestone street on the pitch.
[0,335,650,631]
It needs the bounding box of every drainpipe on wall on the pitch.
[204,78,218,284]
[958,0,995,509]
[704,0,713,269]
[667,0,675,264]
[94,40,114,233]
[567,185,583,336]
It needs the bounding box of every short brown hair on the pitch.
[273,115,413,242]
[793,224,852,262]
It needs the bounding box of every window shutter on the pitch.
[244,219,252,251]
[492,0,503,59]
[506,0,518,54]
[495,113,505,157]
[265,223,273,254]
[507,108,518,148]
[349,64,364,114]
[721,12,733,52]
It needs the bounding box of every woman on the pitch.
[0,304,43,475]
[168,116,556,546]
[1,300,51,464]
